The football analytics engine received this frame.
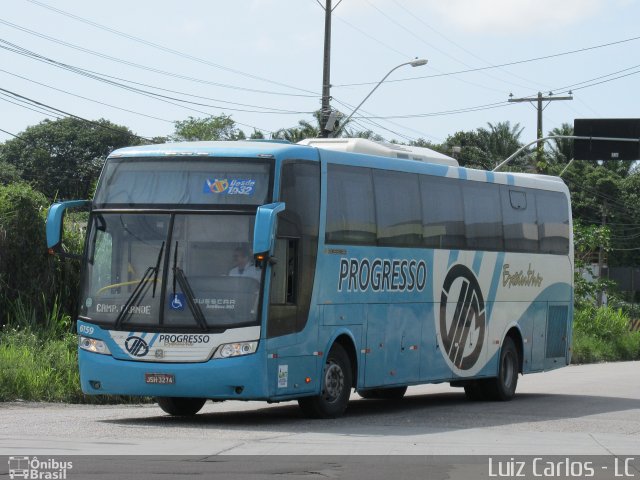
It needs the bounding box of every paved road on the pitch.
[1,361,639,456]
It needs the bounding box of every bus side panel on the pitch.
[363,304,422,387]
[264,311,321,398]
[419,302,454,383]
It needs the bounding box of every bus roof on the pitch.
[298,138,459,166]
[108,140,319,160]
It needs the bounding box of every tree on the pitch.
[0,161,21,185]
[573,220,617,307]
[172,114,246,141]
[0,118,139,200]
[272,119,319,143]
[547,123,574,170]
[0,183,51,321]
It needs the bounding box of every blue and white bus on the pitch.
[47,138,573,418]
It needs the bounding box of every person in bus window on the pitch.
[228,246,261,281]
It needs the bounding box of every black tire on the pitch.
[157,397,207,416]
[298,343,353,418]
[359,386,407,400]
[463,382,487,401]
[483,336,519,401]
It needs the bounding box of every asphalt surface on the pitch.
[1,361,639,456]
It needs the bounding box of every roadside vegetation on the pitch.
[1,115,639,402]
[572,305,640,363]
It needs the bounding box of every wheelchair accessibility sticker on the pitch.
[169,293,186,311]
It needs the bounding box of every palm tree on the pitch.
[272,119,319,143]
[480,121,524,163]
[548,123,574,169]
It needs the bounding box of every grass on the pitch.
[0,297,150,404]
[0,327,80,402]
[571,305,640,364]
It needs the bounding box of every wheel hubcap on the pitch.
[323,361,344,403]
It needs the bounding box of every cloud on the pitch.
[418,0,609,34]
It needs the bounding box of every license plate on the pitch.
[145,373,175,385]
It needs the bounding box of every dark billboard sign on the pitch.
[574,118,640,161]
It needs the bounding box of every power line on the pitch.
[390,0,548,92]
[0,126,29,142]
[0,43,275,135]
[334,16,412,58]
[0,68,174,123]
[25,0,319,97]
[364,0,535,93]
[0,91,64,118]
[334,34,640,87]
[549,63,640,94]
[344,60,640,122]
[0,40,315,115]
[0,19,319,98]
[0,87,156,142]
[353,100,514,120]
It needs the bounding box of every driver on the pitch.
[228,246,261,281]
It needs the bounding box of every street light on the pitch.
[329,58,428,137]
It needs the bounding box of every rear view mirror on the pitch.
[46,200,91,256]
[252,202,285,260]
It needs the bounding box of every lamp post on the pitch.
[329,58,428,137]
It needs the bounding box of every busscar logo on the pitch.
[125,335,149,357]
[439,264,486,370]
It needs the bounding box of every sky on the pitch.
[1,0,639,146]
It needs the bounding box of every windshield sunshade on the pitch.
[94,158,271,206]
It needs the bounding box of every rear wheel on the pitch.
[298,344,352,418]
[483,336,519,401]
[359,386,407,400]
[157,397,207,416]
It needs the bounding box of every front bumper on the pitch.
[79,348,268,399]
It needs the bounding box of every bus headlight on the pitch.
[214,341,258,358]
[79,336,111,355]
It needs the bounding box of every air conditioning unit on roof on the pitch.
[298,137,458,167]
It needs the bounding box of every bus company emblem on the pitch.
[125,336,150,357]
[203,178,256,195]
[204,178,229,194]
[439,265,485,371]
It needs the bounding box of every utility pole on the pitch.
[319,0,342,137]
[508,92,572,171]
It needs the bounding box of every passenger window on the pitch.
[373,170,422,247]
[463,182,503,251]
[537,191,570,255]
[502,188,538,253]
[421,176,465,249]
[326,165,376,245]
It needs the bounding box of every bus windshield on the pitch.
[80,212,262,331]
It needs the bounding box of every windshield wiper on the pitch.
[172,241,208,331]
[114,241,165,329]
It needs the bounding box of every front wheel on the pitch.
[298,344,352,418]
[484,336,519,401]
[157,397,207,416]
